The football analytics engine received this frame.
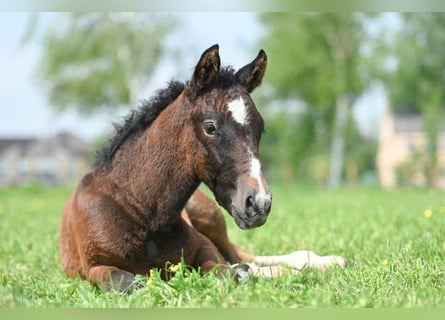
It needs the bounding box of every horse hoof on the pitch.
[330,255,349,268]
[105,270,139,293]
[343,258,353,267]
[231,263,252,281]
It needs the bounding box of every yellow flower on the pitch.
[168,263,180,273]
[424,209,433,218]
[146,269,155,286]
[440,206,445,213]
[380,259,389,266]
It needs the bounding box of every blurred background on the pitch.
[0,12,444,189]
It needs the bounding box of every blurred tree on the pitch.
[378,13,445,187]
[28,13,175,115]
[258,13,370,186]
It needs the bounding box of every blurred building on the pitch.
[0,132,91,186]
[377,111,445,188]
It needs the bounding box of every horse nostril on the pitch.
[245,195,255,216]
[264,197,272,214]
[246,195,254,208]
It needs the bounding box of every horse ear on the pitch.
[190,44,221,93]
[235,49,267,93]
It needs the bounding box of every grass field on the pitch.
[0,185,444,307]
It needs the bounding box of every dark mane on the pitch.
[94,80,186,167]
[94,67,241,167]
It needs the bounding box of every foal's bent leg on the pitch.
[180,219,251,281]
[181,220,229,273]
[184,189,254,263]
[88,265,138,293]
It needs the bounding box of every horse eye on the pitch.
[203,121,217,136]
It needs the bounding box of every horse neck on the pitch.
[105,94,200,218]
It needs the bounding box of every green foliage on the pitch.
[34,13,176,115]
[381,14,445,112]
[259,13,365,107]
[257,13,374,184]
[260,110,316,183]
[375,13,445,186]
[1,186,445,307]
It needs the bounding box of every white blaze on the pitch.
[250,157,267,199]
[228,97,248,125]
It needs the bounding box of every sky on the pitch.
[0,12,387,142]
[0,12,110,140]
[0,12,263,141]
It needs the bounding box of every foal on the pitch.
[60,45,346,292]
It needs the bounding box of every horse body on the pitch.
[60,45,346,292]
[60,45,273,291]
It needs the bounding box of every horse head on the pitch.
[186,44,272,230]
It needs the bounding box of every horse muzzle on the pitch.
[230,181,272,230]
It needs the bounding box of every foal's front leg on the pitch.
[85,219,241,293]
[184,189,254,263]
[181,219,251,281]
[88,265,138,293]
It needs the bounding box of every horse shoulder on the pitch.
[62,172,143,273]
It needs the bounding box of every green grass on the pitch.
[1,185,444,307]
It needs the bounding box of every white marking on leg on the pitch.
[254,250,347,270]
[231,263,299,278]
[228,97,248,125]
